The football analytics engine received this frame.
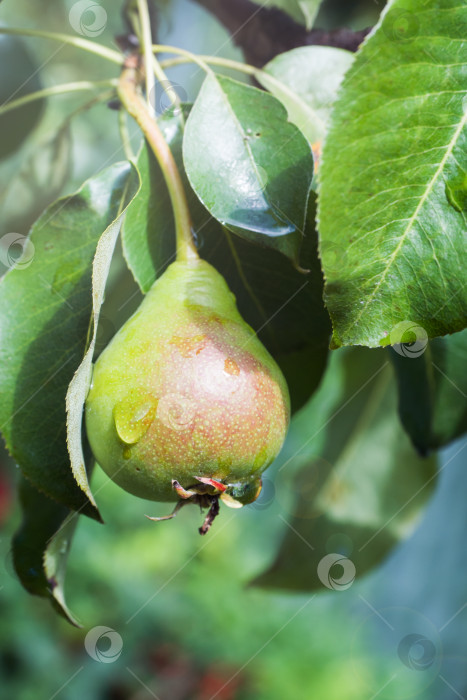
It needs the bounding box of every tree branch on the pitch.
[193,0,370,66]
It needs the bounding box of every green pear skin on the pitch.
[85,258,290,502]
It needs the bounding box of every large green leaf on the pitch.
[390,328,467,453]
[250,0,323,29]
[256,46,354,145]
[183,74,314,263]
[253,346,437,591]
[318,0,467,348]
[123,110,330,412]
[0,162,134,518]
[12,477,80,626]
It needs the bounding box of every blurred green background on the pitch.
[1,1,467,699]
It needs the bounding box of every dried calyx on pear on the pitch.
[85,258,290,534]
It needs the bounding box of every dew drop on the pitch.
[113,392,158,445]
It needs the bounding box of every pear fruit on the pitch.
[85,258,290,524]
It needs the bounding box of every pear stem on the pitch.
[117,54,198,263]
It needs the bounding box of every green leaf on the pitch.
[253,346,437,591]
[250,0,323,29]
[0,162,135,519]
[256,46,354,145]
[318,0,467,348]
[0,35,44,160]
[124,110,330,412]
[183,74,314,263]
[390,328,467,453]
[295,0,322,28]
[1,122,73,245]
[66,166,140,505]
[13,477,80,626]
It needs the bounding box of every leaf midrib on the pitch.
[346,110,467,335]
[214,75,270,208]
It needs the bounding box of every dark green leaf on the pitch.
[124,110,330,412]
[390,328,467,453]
[256,46,354,145]
[253,346,437,591]
[13,477,80,626]
[318,0,467,347]
[203,200,331,413]
[183,74,314,263]
[0,162,136,519]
